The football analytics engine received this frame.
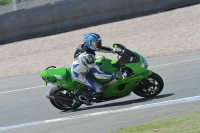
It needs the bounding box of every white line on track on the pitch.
[1,95,200,131]
[0,85,52,95]
[0,57,199,94]
[149,57,200,68]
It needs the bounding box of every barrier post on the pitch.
[12,0,18,11]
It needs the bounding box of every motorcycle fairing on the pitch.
[40,49,152,97]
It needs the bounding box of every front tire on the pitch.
[49,86,82,111]
[133,72,164,98]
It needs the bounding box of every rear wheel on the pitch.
[49,86,82,111]
[133,72,164,98]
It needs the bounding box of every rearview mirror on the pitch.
[113,43,125,50]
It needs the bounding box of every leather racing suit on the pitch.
[71,44,115,93]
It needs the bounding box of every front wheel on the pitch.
[49,86,82,111]
[133,72,164,98]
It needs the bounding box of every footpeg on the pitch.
[78,95,94,106]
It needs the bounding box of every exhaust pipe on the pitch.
[46,93,73,104]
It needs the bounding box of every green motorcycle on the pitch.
[40,44,164,111]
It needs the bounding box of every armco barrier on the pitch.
[0,0,200,45]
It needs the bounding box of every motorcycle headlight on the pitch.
[141,56,148,68]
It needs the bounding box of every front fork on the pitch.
[136,70,153,92]
[143,70,152,78]
[135,70,152,88]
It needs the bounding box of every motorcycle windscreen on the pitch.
[118,49,140,64]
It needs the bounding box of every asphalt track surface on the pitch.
[0,51,200,133]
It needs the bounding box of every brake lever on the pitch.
[117,55,120,60]
[122,70,127,79]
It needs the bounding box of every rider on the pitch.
[71,33,121,102]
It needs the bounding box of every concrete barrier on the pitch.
[0,0,200,45]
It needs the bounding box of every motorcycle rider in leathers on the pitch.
[71,33,121,104]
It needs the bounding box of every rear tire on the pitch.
[133,72,164,98]
[49,86,82,111]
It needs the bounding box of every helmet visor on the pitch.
[92,40,102,51]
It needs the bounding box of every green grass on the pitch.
[0,0,12,5]
[111,110,200,133]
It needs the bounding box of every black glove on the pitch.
[112,48,122,55]
[112,71,123,79]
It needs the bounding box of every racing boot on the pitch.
[92,92,102,101]
[85,90,103,100]
[79,90,102,104]
[78,90,94,105]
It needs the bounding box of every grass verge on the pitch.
[111,110,200,133]
[0,0,12,5]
